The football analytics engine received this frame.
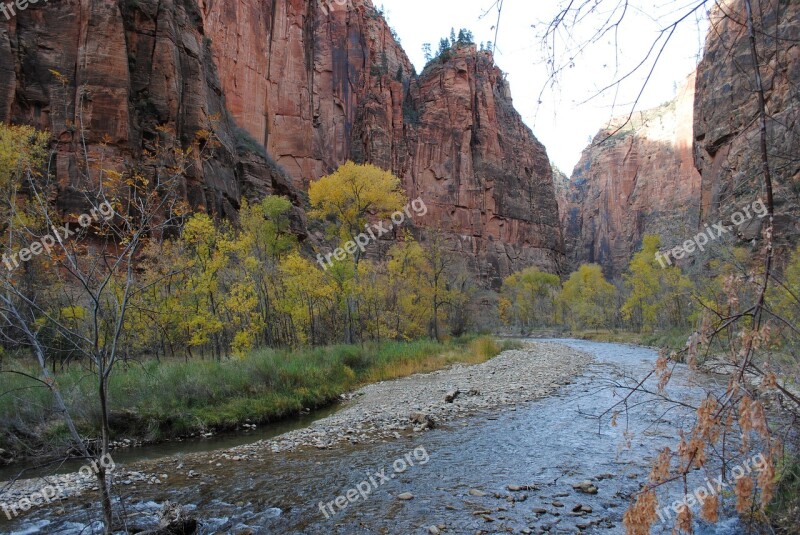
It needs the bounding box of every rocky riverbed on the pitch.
[216,341,593,456]
[3,340,757,535]
[0,342,591,513]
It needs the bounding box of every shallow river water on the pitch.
[3,340,756,534]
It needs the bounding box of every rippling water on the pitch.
[2,340,756,534]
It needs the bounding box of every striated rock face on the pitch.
[0,0,304,231]
[1,0,564,286]
[561,75,702,278]
[694,0,800,245]
[552,165,570,224]
[561,0,799,278]
[404,48,564,285]
[199,0,564,285]
[197,0,415,188]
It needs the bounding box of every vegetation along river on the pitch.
[2,341,753,534]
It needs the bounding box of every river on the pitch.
[2,340,753,534]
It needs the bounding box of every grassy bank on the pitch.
[769,453,800,533]
[0,336,519,459]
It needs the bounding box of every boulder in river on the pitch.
[444,389,460,403]
[507,484,537,491]
[137,502,198,535]
[409,412,436,429]
[572,480,599,494]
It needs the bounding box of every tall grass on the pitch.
[0,336,513,453]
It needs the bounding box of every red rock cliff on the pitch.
[1,0,564,286]
[694,0,799,245]
[561,0,799,278]
[0,0,303,226]
[561,74,702,277]
[199,0,564,285]
[405,47,564,285]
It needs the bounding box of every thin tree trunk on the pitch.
[98,368,114,533]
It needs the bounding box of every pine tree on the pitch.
[422,42,432,63]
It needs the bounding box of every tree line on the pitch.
[500,234,800,344]
[0,124,475,369]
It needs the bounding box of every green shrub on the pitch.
[233,126,268,159]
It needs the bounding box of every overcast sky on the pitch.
[379,0,710,175]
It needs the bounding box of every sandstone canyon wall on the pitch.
[561,74,702,277]
[694,0,799,247]
[406,48,564,285]
[0,0,304,227]
[199,0,564,286]
[0,0,564,287]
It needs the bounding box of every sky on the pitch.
[378,0,710,175]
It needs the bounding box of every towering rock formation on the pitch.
[197,0,414,187]
[199,0,563,285]
[694,0,799,246]
[561,75,702,277]
[0,0,302,224]
[406,47,564,285]
[552,165,570,224]
[0,0,564,287]
[559,0,799,278]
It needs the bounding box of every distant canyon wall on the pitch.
[561,0,799,278]
[560,75,702,277]
[694,0,799,247]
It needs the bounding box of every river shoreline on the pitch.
[190,341,593,458]
[0,342,592,510]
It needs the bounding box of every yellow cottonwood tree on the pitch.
[308,161,406,251]
[767,245,800,349]
[621,235,694,332]
[500,267,561,332]
[308,162,406,342]
[277,252,336,345]
[237,196,297,346]
[0,124,49,243]
[386,239,429,339]
[176,214,229,358]
[560,264,617,331]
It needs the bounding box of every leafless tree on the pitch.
[0,98,215,532]
[517,0,799,531]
